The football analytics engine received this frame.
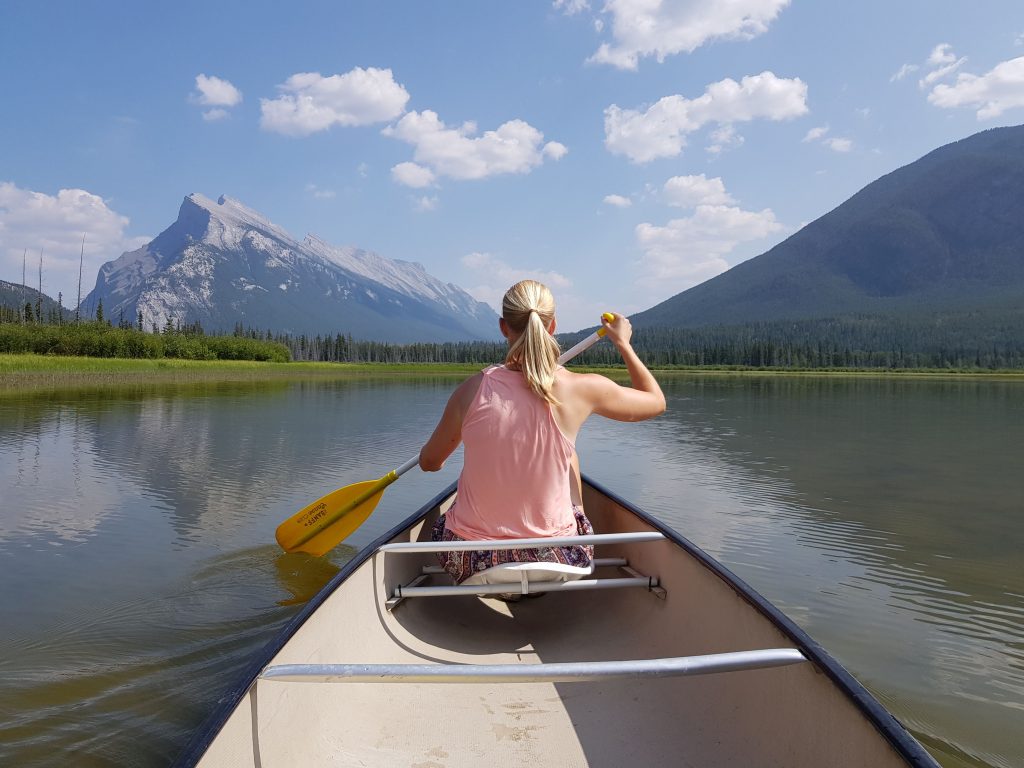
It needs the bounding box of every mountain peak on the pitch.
[180,193,295,250]
[84,193,500,342]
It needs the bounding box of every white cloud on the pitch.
[802,125,829,142]
[384,110,566,181]
[553,0,590,15]
[260,67,410,136]
[705,124,744,154]
[414,195,439,212]
[636,205,782,294]
[663,174,735,207]
[603,194,632,207]
[391,162,436,188]
[191,74,242,120]
[927,43,957,67]
[604,71,807,163]
[634,176,782,296]
[824,137,853,152]
[587,0,790,70]
[0,183,149,306]
[543,141,569,160]
[461,251,572,311]
[305,183,336,199]
[890,63,919,82]
[928,55,1024,119]
[1016,32,1024,47]
[919,58,968,89]
[803,125,852,152]
[193,74,242,107]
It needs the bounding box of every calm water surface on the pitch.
[0,375,1021,767]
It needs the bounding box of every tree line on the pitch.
[4,293,1022,370]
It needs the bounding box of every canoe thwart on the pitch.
[393,575,661,601]
[377,531,665,554]
[259,648,808,684]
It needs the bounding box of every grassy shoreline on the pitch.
[2,353,1022,393]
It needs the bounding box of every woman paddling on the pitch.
[419,280,666,590]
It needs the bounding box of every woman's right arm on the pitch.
[585,314,665,422]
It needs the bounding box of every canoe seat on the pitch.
[380,531,667,611]
[461,560,593,587]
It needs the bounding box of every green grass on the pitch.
[0,353,482,392]
[3,353,1020,394]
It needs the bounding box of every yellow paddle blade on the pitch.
[275,473,396,556]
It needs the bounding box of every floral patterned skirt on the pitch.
[430,505,594,585]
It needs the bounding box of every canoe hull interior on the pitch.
[182,479,937,767]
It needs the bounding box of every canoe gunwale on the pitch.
[173,475,940,768]
[171,482,460,768]
[582,475,940,768]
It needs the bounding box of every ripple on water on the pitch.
[0,544,351,767]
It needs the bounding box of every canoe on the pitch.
[175,477,939,767]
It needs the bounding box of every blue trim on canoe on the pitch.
[581,474,940,768]
[174,476,939,767]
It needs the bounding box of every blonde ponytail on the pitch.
[502,280,561,404]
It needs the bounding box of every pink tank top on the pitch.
[446,365,575,540]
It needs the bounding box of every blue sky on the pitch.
[2,1,1024,332]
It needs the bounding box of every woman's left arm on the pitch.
[419,373,481,471]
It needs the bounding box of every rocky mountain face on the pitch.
[631,124,1024,329]
[83,194,499,342]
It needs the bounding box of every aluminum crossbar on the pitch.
[260,649,807,684]
[379,531,664,554]
[395,576,655,599]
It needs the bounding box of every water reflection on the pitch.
[576,375,1023,768]
[0,374,1020,768]
[0,540,355,767]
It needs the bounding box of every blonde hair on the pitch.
[502,280,561,404]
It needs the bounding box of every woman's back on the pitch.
[447,365,575,540]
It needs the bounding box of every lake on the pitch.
[0,373,1020,767]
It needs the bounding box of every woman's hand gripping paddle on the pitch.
[275,313,616,556]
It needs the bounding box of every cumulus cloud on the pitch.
[706,124,744,154]
[384,110,566,181]
[890,63,919,82]
[460,251,572,310]
[634,176,782,296]
[191,74,242,120]
[918,44,968,89]
[391,162,436,188]
[603,194,633,207]
[193,74,242,107]
[605,71,807,163]
[587,0,790,70]
[0,183,148,307]
[663,174,735,207]
[802,125,852,152]
[928,55,1024,119]
[414,195,439,212]
[802,125,829,142]
[260,67,410,136]
[553,0,590,15]
[305,183,336,199]
[824,137,853,152]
